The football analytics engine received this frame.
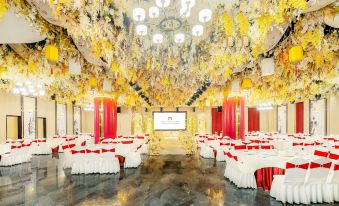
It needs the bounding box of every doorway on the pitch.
[37,117,47,138]
[6,115,22,140]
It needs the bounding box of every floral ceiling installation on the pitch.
[0,0,337,107]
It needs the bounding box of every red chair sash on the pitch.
[102,148,115,153]
[286,162,309,169]
[220,142,232,146]
[11,145,21,149]
[314,150,328,157]
[38,140,46,143]
[71,150,85,154]
[136,136,144,139]
[234,145,246,150]
[122,141,133,144]
[32,140,38,143]
[247,145,259,150]
[310,162,332,169]
[52,146,59,153]
[292,142,303,146]
[224,151,238,161]
[334,164,339,171]
[199,140,205,143]
[81,141,86,146]
[329,153,339,160]
[261,145,274,149]
[62,144,76,150]
[86,149,100,154]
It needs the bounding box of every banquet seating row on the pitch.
[270,157,339,204]
[195,132,339,204]
[0,143,32,166]
[196,133,339,161]
[70,146,120,174]
[0,134,94,166]
[61,135,149,174]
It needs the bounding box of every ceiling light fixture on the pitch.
[199,9,212,23]
[153,33,164,44]
[156,0,171,8]
[136,24,148,36]
[12,80,46,96]
[192,25,203,36]
[181,0,195,10]
[179,7,190,18]
[174,33,185,43]
[133,8,145,21]
[149,6,160,18]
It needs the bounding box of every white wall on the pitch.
[0,92,80,143]
[256,94,339,134]
[37,96,55,138]
[0,93,21,143]
[328,94,339,135]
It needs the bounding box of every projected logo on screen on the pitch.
[153,112,186,130]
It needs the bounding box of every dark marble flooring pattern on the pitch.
[0,154,333,206]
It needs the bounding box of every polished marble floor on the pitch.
[0,154,331,206]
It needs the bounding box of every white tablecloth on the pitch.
[0,144,11,155]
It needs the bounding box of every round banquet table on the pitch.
[0,144,11,155]
[235,150,313,190]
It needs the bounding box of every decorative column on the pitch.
[94,97,101,144]
[222,99,228,137]
[112,100,117,138]
[103,98,114,138]
[222,96,245,140]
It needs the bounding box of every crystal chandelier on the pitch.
[132,0,212,45]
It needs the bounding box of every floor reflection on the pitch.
[0,154,322,206]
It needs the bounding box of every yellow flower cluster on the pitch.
[0,0,8,20]
[222,12,234,36]
[236,13,249,36]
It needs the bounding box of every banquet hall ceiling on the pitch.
[0,0,338,108]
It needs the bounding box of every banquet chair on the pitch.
[71,147,86,174]
[329,150,339,160]
[305,157,333,203]
[260,144,274,150]
[324,160,339,203]
[234,144,247,150]
[247,144,259,150]
[313,148,329,158]
[270,158,310,204]
[216,143,232,161]
[224,150,256,188]
[124,141,142,168]
[199,141,214,159]
[85,145,101,174]
[61,143,76,168]
[0,146,20,166]
[20,143,32,163]
[100,146,120,174]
